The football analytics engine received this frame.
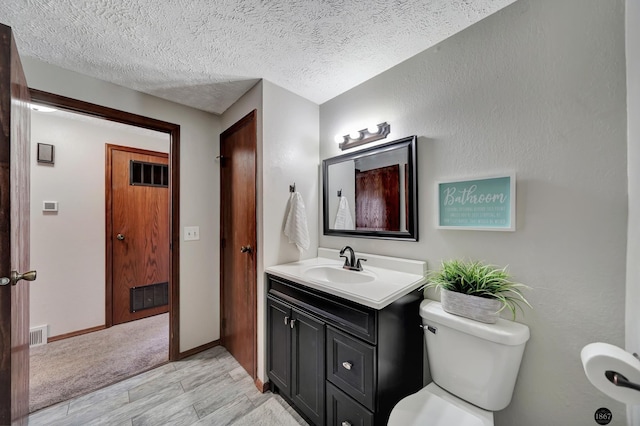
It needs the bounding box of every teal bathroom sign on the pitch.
[437,174,516,231]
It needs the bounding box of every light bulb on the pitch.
[349,131,362,140]
[334,134,344,144]
[30,104,57,113]
[367,124,379,134]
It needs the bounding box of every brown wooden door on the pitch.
[355,165,401,231]
[107,145,170,325]
[220,110,257,379]
[0,23,32,425]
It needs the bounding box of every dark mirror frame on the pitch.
[322,135,418,241]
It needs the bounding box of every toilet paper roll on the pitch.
[581,342,640,405]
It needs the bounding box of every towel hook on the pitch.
[337,189,342,197]
[289,183,296,193]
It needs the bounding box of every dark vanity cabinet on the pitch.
[266,273,424,426]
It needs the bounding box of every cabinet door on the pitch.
[291,308,325,426]
[267,297,292,397]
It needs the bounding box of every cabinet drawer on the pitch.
[267,275,377,344]
[326,326,376,411]
[326,381,373,426]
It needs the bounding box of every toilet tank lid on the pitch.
[420,299,530,346]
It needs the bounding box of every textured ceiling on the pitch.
[1,0,516,114]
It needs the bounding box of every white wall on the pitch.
[626,0,639,424]
[23,57,221,353]
[262,80,319,268]
[30,110,168,337]
[320,0,628,424]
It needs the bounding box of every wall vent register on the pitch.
[130,160,169,187]
[42,201,58,212]
[130,282,169,312]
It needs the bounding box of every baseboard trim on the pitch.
[178,339,221,360]
[255,377,269,393]
[48,325,106,342]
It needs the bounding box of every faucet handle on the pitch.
[340,254,351,268]
[355,258,367,270]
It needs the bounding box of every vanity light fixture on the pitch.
[337,122,391,151]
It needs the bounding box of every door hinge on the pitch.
[221,318,226,330]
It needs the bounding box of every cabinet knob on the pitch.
[342,361,353,371]
[284,316,289,325]
[290,319,296,329]
[341,421,352,426]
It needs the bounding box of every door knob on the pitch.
[1,270,37,286]
[116,233,125,241]
[240,245,252,253]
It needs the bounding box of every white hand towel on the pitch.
[333,196,354,230]
[284,192,310,252]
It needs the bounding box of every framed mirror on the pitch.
[323,135,418,241]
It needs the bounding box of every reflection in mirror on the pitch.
[323,135,418,241]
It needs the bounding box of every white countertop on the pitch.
[265,248,427,310]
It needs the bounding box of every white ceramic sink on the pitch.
[303,265,376,284]
[266,248,427,309]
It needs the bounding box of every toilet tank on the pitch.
[420,300,530,411]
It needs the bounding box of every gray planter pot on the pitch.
[441,289,503,323]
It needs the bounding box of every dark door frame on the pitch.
[29,89,181,361]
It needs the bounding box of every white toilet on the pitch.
[388,299,530,426]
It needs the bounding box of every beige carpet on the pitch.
[29,313,169,413]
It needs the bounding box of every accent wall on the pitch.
[319,0,627,424]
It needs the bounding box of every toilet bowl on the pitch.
[388,382,493,426]
[388,300,529,426]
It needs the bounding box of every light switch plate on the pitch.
[184,226,200,241]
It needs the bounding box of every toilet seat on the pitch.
[388,382,494,426]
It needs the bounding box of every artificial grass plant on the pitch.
[426,259,532,320]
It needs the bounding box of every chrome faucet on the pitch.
[339,246,367,271]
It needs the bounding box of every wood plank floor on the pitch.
[28,346,308,426]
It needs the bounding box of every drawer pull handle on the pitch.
[290,319,296,329]
[342,361,353,370]
[341,422,352,426]
[284,316,289,325]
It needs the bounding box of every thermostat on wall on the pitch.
[42,201,58,212]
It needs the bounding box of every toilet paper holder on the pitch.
[606,370,640,392]
[605,352,640,393]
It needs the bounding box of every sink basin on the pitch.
[303,265,376,284]
[266,248,428,309]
